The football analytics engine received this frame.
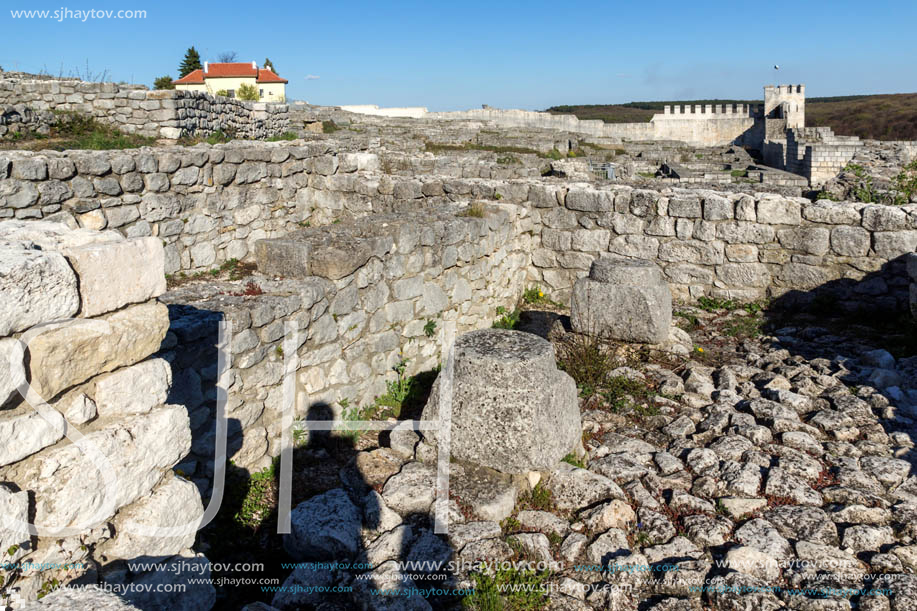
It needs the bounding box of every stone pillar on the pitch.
[420,329,580,474]
[570,256,672,343]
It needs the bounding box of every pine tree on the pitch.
[178,46,202,78]
[263,58,277,75]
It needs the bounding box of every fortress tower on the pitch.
[764,84,805,129]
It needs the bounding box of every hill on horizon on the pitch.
[546,93,917,141]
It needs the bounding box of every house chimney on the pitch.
[252,61,257,69]
[204,61,208,74]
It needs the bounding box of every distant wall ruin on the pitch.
[0,76,290,140]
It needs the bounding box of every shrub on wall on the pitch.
[215,89,229,97]
[153,75,175,90]
[237,83,259,101]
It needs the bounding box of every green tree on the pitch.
[263,57,277,75]
[153,75,175,90]
[237,83,259,101]
[178,46,202,78]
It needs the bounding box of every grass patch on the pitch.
[267,131,298,142]
[496,155,521,165]
[562,453,586,469]
[555,333,614,396]
[674,310,700,332]
[425,142,540,156]
[696,296,764,314]
[730,169,748,178]
[457,202,486,218]
[492,306,522,330]
[232,462,279,529]
[722,314,764,339]
[29,111,157,151]
[522,285,561,307]
[518,482,554,512]
[463,568,550,610]
[637,171,656,178]
[322,120,340,133]
[601,375,657,412]
[339,362,441,439]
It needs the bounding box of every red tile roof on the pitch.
[256,69,287,84]
[172,63,288,85]
[173,69,204,85]
[206,62,258,78]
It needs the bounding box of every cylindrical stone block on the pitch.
[570,256,672,343]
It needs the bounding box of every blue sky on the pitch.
[3,0,915,111]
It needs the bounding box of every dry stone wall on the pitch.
[0,221,213,608]
[156,205,532,487]
[0,77,289,139]
[3,142,916,313]
[524,183,917,310]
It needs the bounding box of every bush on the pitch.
[237,83,259,101]
[555,333,614,395]
[153,75,175,90]
[322,120,340,133]
[214,89,229,97]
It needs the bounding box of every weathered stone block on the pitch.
[5,404,191,533]
[26,300,169,401]
[421,329,580,474]
[831,226,871,256]
[570,257,672,343]
[756,199,801,225]
[99,474,203,560]
[64,236,167,317]
[0,245,80,336]
[94,358,172,416]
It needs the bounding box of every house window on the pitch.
[259,89,264,97]
[227,90,235,98]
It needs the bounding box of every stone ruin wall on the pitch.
[0,77,290,140]
[763,128,863,185]
[159,204,531,492]
[0,223,214,606]
[417,107,756,146]
[2,142,917,601]
[2,142,916,303]
[3,142,917,483]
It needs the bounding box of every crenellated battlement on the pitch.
[764,84,805,95]
[661,103,759,116]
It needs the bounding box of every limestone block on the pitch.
[99,474,204,560]
[284,488,362,561]
[94,358,172,416]
[0,245,79,336]
[0,405,66,467]
[26,300,169,401]
[570,257,672,343]
[6,405,191,533]
[0,485,29,564]
[421,329,581,473]
[64,236,167,317]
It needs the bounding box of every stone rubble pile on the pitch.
[265,310,917,610]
